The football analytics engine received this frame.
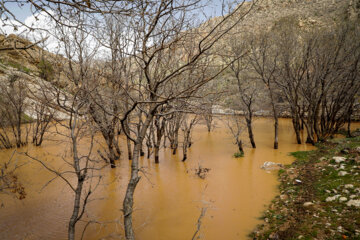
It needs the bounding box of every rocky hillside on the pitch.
[236,0,358,31]
[1,0,358,79]
[0,34,71,120]
[1,34,50,74]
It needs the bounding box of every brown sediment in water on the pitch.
[0,117,336,240]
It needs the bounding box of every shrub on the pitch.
[38,59,54,81]
[233,151,244,158]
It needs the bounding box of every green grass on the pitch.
[289,150,313,164]
[233,151,244,158]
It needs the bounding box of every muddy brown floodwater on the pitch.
[0,118,321,240]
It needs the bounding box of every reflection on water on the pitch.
[0,118,325,239]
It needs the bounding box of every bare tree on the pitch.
[165,112,183,154]
[23,14,107,240]
[270,16,311,144]
[248,32,280,149]
[145,120,154,159]
[31,102,54,146]
[153,113,166,164]
[301,24,360,143]
[225,114,245,156]
[198,80,224,133]
[117,1,256,238]
[0,74,30,148]
[223,36,257,148]
[271,18,360,144]
[1,1,257,239]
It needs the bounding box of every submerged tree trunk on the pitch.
[153,116,165,164]
[123,141,141,240]
[0,131,13,149]
[106,137,117,168]
[182,129,190,162]
[347,118,352,138]
[182,147,188,161]
[147,144,151,159]
[205,114,213,132]
[292,117,302,144]
[172,130,179,155]
[346,104,353,138]
[270,96,278,149]
[140,142,145,157]
[154,147,159,163]
[269,89,279,149]
[237,138,244,155]
[246,117,256,148]
[274,116,279,149]
[123,112,154,240]
[304,121,315,145]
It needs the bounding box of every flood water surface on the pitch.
[0,118,317,240]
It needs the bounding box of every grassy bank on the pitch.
[251,134,360,240]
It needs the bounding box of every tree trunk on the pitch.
[123,112,154,240]
[68,179,84,240]
[346,104,353,138]
[304,121,315,145]
[105,137,117,168]
[154,145,159,164]
[294,127,301,144]
[147,146,151,159]
[274,116,278,149]
[237,139,244,154]
[172,130,179,155]
[347,118,352,138]
[108,147,116,168]
[114,138,121,156]
[182,143,188,162]
[140,142,145,157]
[123,142,141,240]
[269,90,278,149]
[205,115,212,132]
[16,117,22,147]
[246,118,256,148]
[163,136,167,148]
[292,117,301,144]
[127,137,132,160]
[182,153,187,162]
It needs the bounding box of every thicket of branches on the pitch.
[222,16,360,149]
[0,1,359,240]
[0,0,257,239]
